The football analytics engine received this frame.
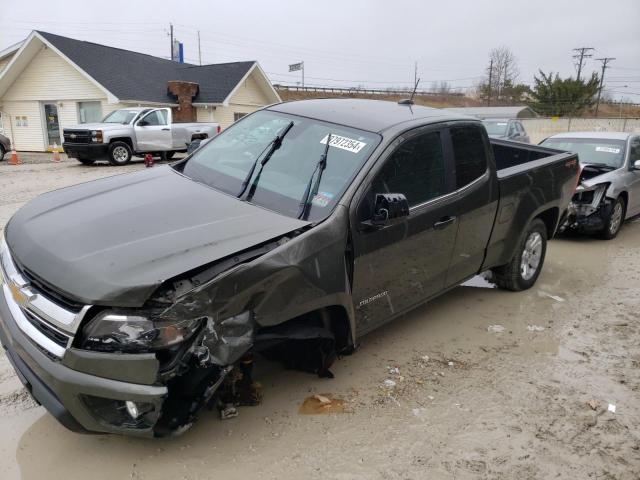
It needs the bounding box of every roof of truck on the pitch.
[268,98,474,133]
[548,131,633,141]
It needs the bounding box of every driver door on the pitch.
[350,127,459,335]
[135,108,172,151]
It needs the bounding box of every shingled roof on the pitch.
[38,31,257,104]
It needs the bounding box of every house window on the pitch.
[234,112,248,122]
[15,116,28,127]
[78,101,103,124]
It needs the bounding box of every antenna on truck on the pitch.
[398,78,420,106]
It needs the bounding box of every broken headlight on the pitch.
[80,310,203,353]
[571,182,609,216]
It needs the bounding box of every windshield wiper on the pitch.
[583,162,615,170]
[298,133,332,220]
[237,121,294,198]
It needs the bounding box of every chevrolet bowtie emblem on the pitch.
[70,134,77,139]
[8,282,29,307]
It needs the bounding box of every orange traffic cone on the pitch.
[9,149,19,165]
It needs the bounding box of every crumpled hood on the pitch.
[579,164,618,185]
[6,166,309,306]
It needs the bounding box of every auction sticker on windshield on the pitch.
[595,146,621,154]
[320,134,366,153]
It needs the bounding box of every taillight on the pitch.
[216,125,221,134]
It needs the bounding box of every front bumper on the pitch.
[0,285,167,436]
[564,198,613,234]
[62,142,108,159]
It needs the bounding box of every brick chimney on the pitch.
[167,80,199,122]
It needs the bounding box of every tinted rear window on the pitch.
[450,125,488,188]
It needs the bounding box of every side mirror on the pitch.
[372,193,409,226]
[137,120,149,127]
[634,160,640,170]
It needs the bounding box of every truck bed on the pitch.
[481,139,579,271]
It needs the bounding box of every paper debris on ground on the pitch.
[539,291,565,302]
[608,403,616,413]
[527,325,546,332]
[587,399,600,410]
[298,394,345,414]
[487,324,505,333]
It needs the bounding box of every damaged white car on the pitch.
[541,132,640,239]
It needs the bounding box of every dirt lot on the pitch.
[0,157,638,480]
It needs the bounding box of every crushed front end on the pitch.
[0,235,266,437]
[564,182,613,234]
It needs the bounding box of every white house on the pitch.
[0,31,280,151]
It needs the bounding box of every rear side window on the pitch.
[630,137,640,162]
[450,125,488,188]
[372,131,445,207]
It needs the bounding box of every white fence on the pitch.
[521,117,640,144]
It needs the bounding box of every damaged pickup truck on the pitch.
[0,99,579,437]
[541,132,640,239]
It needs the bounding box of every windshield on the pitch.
[482,120,508,136]
[181,110,380,222]
[102,110,146,124]
[540,137,626,168]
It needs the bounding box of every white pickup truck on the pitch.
[62,107,219,165]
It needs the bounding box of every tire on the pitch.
[77,157,96,165]
[599,196,625,240]
[492,218,547,291]
[108,141,132,166]
[0,144,5,160]
[164,151,175,160]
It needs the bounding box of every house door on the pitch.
[43,103,61,149]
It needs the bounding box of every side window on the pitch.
[516,122,525,134]
[508,122,518,137]
[140,110,167,126]
[371,131,445,207]
[450,125,488,188]
[629,137,640,162]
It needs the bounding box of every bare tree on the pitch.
[479,46,522,104]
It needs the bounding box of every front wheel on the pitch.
[599,197,625,240]
[108,141,132,166]
[492,218,547,291]
[0,144,5,160]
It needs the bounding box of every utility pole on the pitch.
[573,47,594,81]
[414,61,418,92]
[169,23,174,61]
[302,61,305,88]
[197,31,202,65]
[595,57,615,117]
[487,58,493,106]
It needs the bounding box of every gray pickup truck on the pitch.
[63,107,219,165]
[0,99,578,437]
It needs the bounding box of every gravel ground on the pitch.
[0,160,638,480]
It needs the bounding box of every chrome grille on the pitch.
[63,129,92,144]
[1,239,90,358]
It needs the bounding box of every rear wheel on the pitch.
[599,196,625,240]
[108,141,132,166]
[0,144,5,160]
[492,218,547,291]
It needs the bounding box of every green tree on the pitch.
[529,70,600,116]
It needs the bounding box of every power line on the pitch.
[572,47,594,81]
[595,57,615,117]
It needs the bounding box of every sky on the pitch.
[1,0,639,100]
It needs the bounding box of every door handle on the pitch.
[161,128,170,131]
[433,216,456,230]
